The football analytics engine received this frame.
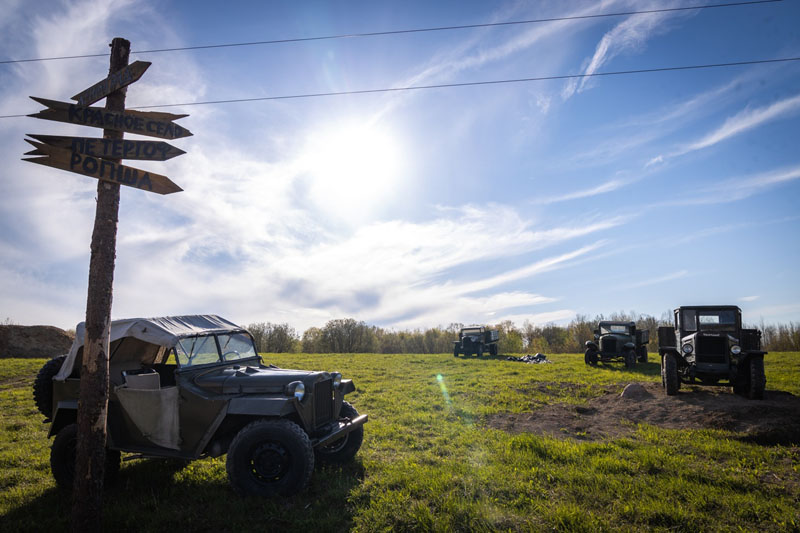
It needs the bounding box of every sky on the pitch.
[1,0,799,333]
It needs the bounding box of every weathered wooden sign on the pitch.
[29,97,192,140]
[27,134,185,161]
[23,140,182,195]
[72,60,151,107]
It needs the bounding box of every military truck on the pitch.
[584,321,649,368]
[658,305,766,398]
[453,325,499,357]
[33,315,367,496]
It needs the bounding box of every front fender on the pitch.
[623,342,635,350]
[585,341,598,351]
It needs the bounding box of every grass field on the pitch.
[1,352,798,532]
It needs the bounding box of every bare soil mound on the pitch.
[486,381,800,445]
[0,325,73,358]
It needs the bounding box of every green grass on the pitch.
[1,353,798,532]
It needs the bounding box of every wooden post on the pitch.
[71,37,128,533]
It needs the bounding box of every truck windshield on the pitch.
[175,332,258,367]
[681,309,737,332]
[600,324,630,335]
[461,328,482,336]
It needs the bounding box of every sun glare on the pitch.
[302,122,404,221]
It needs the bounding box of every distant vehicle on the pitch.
[453,326,499,357]
[584,321,649,368]
[33,315,367,496]
[657,306,766,398]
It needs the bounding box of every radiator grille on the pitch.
[600,337,617,353]
[697,336,727,364]
[314,379,333,427]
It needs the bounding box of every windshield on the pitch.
[681,309,737,332]
[461,328,482,336]
[600,324,630,335]
[175,332,258,367]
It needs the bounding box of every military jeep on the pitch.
[453,326,499,357]
[584,321,648,367]
[657,306,766,399]
[33,315,367,496]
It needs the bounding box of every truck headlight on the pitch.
[682,343,693,354]
[331,372,342,388]
[286,381,305,401]
[730,345,741,355]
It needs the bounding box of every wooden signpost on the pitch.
[22,38,189,533]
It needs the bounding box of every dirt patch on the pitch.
[487,382,800,445]
[0,325,73,358]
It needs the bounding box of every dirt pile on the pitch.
[0,325,73,358]
[486,381,800,445]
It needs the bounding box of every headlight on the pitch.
[682,343,693,354]
[286,381,305,401]
[331,372,342,388]
[731,345,742,355]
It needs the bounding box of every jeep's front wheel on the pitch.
[748,357,765,400]
[315,402,364,465]
[226,419,314,497]
[584,348,598,366]
[34,355,67,419]
[662,353,679,396]
[50,423,120,490]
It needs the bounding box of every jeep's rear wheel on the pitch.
[226,419,314,497]
[315,402,364,465]
[662,353,679,396]
[748,357,765,400]
[50,423,120,490]
[584,349,598,366]
[34,355,67,419]
[624,350,637,368]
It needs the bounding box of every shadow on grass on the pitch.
[588,361,662,377]
[3,456,365,532]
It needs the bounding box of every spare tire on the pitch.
[33,355,67,418]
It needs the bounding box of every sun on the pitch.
[301,121,404,221]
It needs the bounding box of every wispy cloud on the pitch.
[740,296,759,302]
[531,179,627,204]
[625,270,688,289]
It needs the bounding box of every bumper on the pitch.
[312,413,368,447]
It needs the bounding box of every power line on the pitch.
[0,0,783,65]
[2,56,796,119]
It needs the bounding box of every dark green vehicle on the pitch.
[584,321,649,368]
[33,315,367,496]
[453,326,499,357]
[658,306,766,399]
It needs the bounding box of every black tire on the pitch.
[662,353,679,396]
[315,402,364,465]
[624,350,636,368]
[226,419,314,497]
[477,346,484,358]
[637,346,648,363]
[50,423,120,490]
[489,344,498,357]
[34,355,67,419]
[584,349,598,366]
[748,357,765,400]
[453,346,459,357]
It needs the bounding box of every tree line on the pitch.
[248,313,800,354]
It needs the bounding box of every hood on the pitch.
[192,364,324,395]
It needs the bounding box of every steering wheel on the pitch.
[222,350,240,359]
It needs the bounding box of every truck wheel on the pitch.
[489,344,498,357]
[477,346,484,357]
[624,350,636,368]
[315,402,364,465]
[34,355,67,419]
[662,353,679,396]
[584,349,598,366]
[50,423,120,490]
[226,419,314,497]
[748,357,765,400]
[637,347,648,363]
[453,346,459,357]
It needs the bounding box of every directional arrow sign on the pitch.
[27,134,185,161]
[72,60,151,107]
[22,140,182,195]
[28,97,192,140]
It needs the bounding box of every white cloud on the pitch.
[532,179,626,204]
[625,270,688,289]
[740,296,759,302]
